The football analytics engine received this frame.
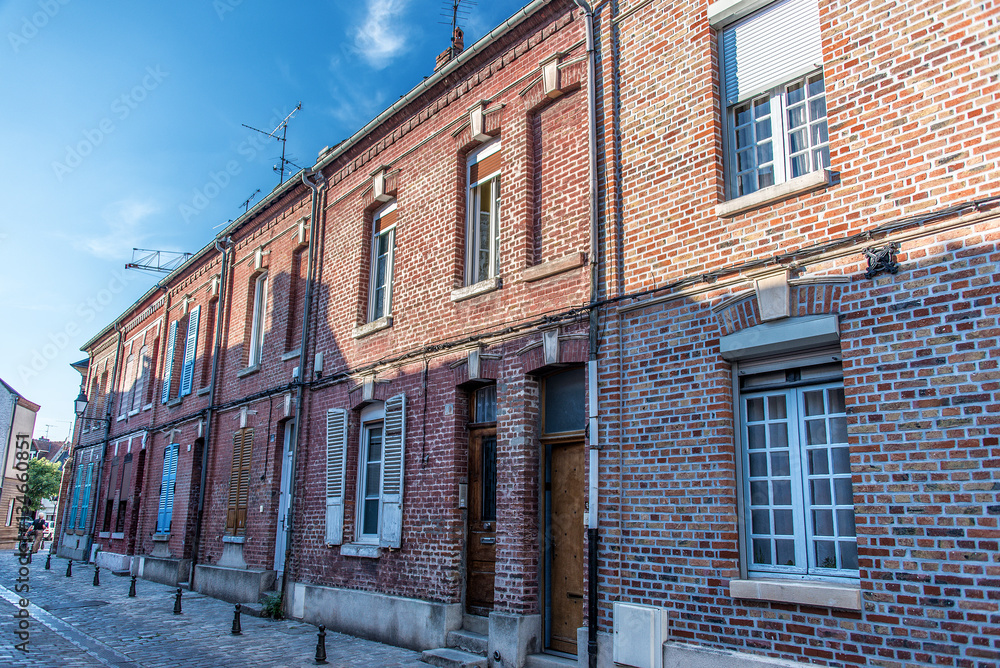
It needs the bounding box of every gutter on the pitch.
[189,235,234,588]
[279,170,326,597]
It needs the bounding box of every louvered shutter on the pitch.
[78,462,94,529]
[165,445,178,532]
[156,445,177,532]
[180,306,200,396]
[227,429,253,533]
[379,393,406,548]
[68,464,84,529]
[722,0,822,105]
[119,355,135,416]
[325,409,348,545]
[132,347,149,411]
[162,320,179,403]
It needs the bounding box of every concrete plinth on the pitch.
[139,556,190,586]
[488,612,541,668]
[194,564,275,604]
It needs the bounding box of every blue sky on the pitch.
[0,0,526,441]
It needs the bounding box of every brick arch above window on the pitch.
[712,273,849,337]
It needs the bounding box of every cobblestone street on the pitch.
[0,552,430,668]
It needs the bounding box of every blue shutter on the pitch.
[68,464,84,529]
[180,307,200,397]
[156,445,178,533]
[78,463,94,529]
[162,321,179,403]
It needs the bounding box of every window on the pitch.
[368,202,397,322]
[466,140,501,285]
[131,346,150,411]
[67,463,84,530]
[720,0,829,199]
[739,365,857,579]
[179,305,201,396]
[78,462,94,529]
[358,419,384,541]
[103,458,118,532]
[119,353,136,416]
[116,453,132,533]
[162,320,180,404]
[201,300,217,388]
[226,429,253,535]
[248,274,268,367]
[156,444,178,533]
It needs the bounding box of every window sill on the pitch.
[222,535,246,544]
[111,532,124,540]
[521,252,587,283]
[730,578,861,611]
[340,543,380,559]
[152,533,170,541]
[197,386,211,396]
[353,316,393,340]
[166,397,183,409]
[116,415,126,422]
[281,348,302,361]
[128,409,140,417]
[238,364,260,378]
[97,531,110,538]
[452,276,502,302]
[716,169,835,218]
[142,403,153,412]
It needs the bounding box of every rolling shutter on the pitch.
[226,429,253,534]
[162,320,179,403]
[379,393,406,548]
[722,0,822,105]
[325,409,348,545]
[180,306,200,397]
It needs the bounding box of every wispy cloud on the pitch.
[351,0,410,69]
[80,198,159,260]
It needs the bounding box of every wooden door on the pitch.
[548,440,584,654]
[467,429,497,615]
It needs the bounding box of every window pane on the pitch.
[751,480,769,505]
[474,385,497,423]
[809,97,826,122]
[767,395,786,419]
[363,499,379,535]
[840,542,859,570]
[775,540,796,567]
[768,423,788,449]
[747,424,766,449]
[772,480,791,505]
[746,397,764,422]
[837,509,856,537]
[735,102,751,126]
[834,478,853,505]
[811,122,828,146]
[757,142,773,166]
[806,419,827,445]
[366,462,380,492]
[811,479,831,505]
[756,119,771,141]
[752,509,770,534]
[753,539,772,565]
[830,417,848,444]
[832,447,851,474]
[770,452,789,477]
[813,509,834,536]
[808,449,829,475]
[787,106,806,131]
[815,540,837,569]
[788,128,807,154]
[807,74,824,97]
[787,80,804,105]
[757,166,774,189]
[543,368,585,434]
[773,509,794,535]
[753,98,769,118]
[749,453,767,477]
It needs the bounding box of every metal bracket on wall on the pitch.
[863,242,900,279]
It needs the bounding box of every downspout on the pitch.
[280,169,326,596]
[190,236,233,588]
[571,0,601,666]
[87,325,125,562]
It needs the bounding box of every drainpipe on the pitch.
[189,236,233,588]
[279,169,326,597]
[570,0,601,666]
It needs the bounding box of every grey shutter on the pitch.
[722,0,822,104]
[325,408,348,545]
[379,393,406,548]
[180,306,200,397]
[161,320,178,403]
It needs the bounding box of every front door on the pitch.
[274,421,295,576]
[546,439,584,654]
[467,428,497,615]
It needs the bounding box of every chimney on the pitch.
[434,26,465,72]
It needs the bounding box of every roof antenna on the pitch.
[240,189,261,213]
[242,103,302,185]
[125,248,193,274]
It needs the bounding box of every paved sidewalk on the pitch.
[0,551,430,668]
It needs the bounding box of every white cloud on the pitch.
[80,198,159,260]
[351,0,410,69]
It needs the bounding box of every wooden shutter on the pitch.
[156,445,178,533]
[722,0,822,105]
[379,393,406,548]
[325,409,348,545]
[119,355,135,416]
[162,320,179,403]
[78,462,94,529]
[180,306,200,397]
[227,429,253,534]
[132,347,149,411]
[68,464,84,529]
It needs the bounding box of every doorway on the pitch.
[274,421,295,577]
[467,385,497,616]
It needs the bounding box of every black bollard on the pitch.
[66,559,73,577]
[173,588,182,615]
[314,625,328,664]
[231,604,242,635]
[128,575,137,597]
[93,566,100,586]
[45,553,51,570]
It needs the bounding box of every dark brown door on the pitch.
[467,429,497,615]
[548,440,584,654]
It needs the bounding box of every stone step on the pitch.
[463,613,489,636]
[447,629,488,655]
[525,653,577,668]
[420,647,487,668]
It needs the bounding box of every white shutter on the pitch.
[722,0,822,104]
[180,306,200,397]
[162,320,179,403]
[325,408,348,545]
[379,393,406,548]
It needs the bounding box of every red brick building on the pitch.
[596,0,1000,666]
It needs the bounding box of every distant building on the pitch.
[0,378,39,547]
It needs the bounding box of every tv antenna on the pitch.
[125,248,193,274]
[240,189,261,213]
[242,102,302,185]
[440,0,475,53]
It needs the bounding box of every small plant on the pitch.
[260,592,283,619]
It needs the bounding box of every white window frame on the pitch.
[248,273,268,367]
[356,402,385,544]
[368,201,397,323]
[738,376,858,581]
[465,139,501,286]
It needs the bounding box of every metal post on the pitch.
[93,566,100,586]
[232,604,242,635]
[314,626,328,664]
[128,576,136,597]
[66,559,72,577]
[173,588,182,615]
[45,554,51,570]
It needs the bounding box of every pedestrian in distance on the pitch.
[30,513,48,554]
